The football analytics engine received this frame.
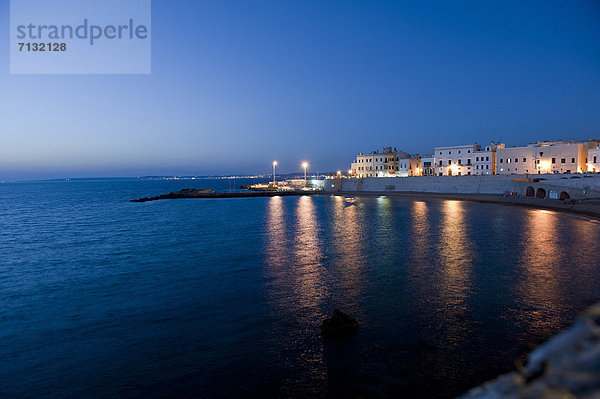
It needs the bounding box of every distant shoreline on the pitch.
[332,191,600,220]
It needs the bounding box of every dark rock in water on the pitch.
[418,339,440,350]
[321,309,359,338]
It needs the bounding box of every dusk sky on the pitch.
[1,0,600,179]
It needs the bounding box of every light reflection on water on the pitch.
[8,180,600,398]
[518,209,562,336]
[262,195,600,398]
[293,195,326,310]
[410,201,429,259]
[438,200,473,312]
[265,196,287,270]
[330,196,367,307]
[8,181,600,399]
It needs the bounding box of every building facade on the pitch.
[473,143,504,175]
[587,148,600,172]
[398,155,421,177]
[420,155,436,176]
[434,144,479,176]
[351,147,409,177]
[496,141,599,175]
[495,146,536,175]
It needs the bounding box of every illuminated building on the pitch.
[473,143,504,175]
[588,148,600,172]
[419,155,436,176]
[496,140,599,175]
[398,155,422,177]
[351,147,409,177]
[434,143,503,176]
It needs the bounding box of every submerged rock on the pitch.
[321,309,359,338]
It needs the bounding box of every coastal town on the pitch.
[349,139,600,178]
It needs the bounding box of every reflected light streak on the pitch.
[439,201,473,309]
[375,196,395,251]
[264,196,328,388]
[293,196,326,310]
[405,201,434,314]
[432,200,475,358]
[331,195,366,304]
[410,201,429,255]
[265,196,287,269]
[518,209,562,334]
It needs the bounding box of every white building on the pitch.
[496,140,599,175]
[434,144,479,176]
[587,148,600,173]
[398,155,421,177]
[473,143,504,175]
[420,155,436,176]
[351,147,409,177]
[495,146,536,175]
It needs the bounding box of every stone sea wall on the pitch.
[324,174,600,197]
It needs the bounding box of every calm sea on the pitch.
[1,178,600,398]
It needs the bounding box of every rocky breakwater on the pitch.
[131,188,320,202]
[131,188,217,202]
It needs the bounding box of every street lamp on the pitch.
[272,161,278,185]
[302,162,308,184]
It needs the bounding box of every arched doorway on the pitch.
[536,188,546,199]
[560,191,570,200]
[526,186,535,197]
[548,189,558,199]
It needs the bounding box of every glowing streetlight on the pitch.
[272,161,278,185]
[348,170,352,175]
[302,162,308,183]
[336,170,341,176]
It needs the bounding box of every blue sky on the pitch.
[1,0,600,179]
